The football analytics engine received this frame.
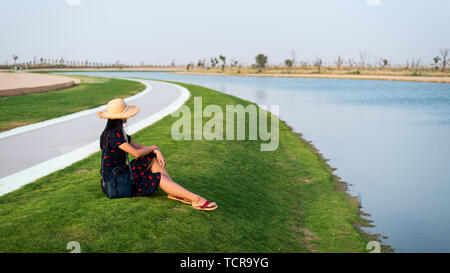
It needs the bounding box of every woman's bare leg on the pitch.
[149,158,216,208]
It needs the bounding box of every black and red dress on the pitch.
[99,128,161,196]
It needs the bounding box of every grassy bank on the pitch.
[0,81,383,252]
[0,76,145,132]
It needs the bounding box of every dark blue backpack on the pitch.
[100,132,133,198]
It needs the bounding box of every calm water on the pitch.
[63,71,450,252]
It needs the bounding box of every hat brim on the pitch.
[97,105,139,119]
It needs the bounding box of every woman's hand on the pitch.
[155,149,166,168]
[149,145,158,152]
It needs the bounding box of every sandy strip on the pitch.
[0,67,181,72]
[174,71,450,83]
[0,72,81,96]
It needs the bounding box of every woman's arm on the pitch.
[130,140,146,149]
[118,142,158,158]
[154,149,166,168]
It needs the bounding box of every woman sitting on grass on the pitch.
[97,98,217,211]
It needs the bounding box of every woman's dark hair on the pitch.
[100,119,125,142]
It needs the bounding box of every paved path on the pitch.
[0,79,190,196]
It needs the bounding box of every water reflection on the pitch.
[255,89,267,105]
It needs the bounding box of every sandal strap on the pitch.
[201,200,211,209]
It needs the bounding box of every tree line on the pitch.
[188,48,449,73]
[1,56,130,69]
[3,48,449,73]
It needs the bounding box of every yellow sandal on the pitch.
[167,194,191,205]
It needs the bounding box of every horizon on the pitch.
[1,0,449,66]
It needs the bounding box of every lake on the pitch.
[62,71,450,253]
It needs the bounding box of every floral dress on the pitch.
[99,128,161,196]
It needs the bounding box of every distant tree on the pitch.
[439,48,449,72]
[299,61,308,69]
[359,51,368,69]
[210,57,219,68]
[335,55,344,69]
[433,56,441,70]
[314,58,323,73]
[289,50,296,66]
[197,59,206,69]
[219,55,226,71]
[255,54,268,70]
[171,59,176,67]
[413,58,422,70]
[347,59,355,68]
[382,59,389,68]
[12,54,18,64]
[284,59,293,68]
[186,63,191,71]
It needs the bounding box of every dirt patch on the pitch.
[297,178,314,183]
[78,77,108,84]
[75,169,97,174]
[172,207,187,212]
[294,226,320,252]
[0,73,81,97]
[1,121,40,131]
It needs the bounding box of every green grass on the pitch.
[0,75,145,132]
[0,81,377,253]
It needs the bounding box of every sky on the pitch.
[1,0,449,66]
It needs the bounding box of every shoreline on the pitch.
[290,126,393,252]
[173,71,450,84]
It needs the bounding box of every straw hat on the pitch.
[97,98,139,119]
